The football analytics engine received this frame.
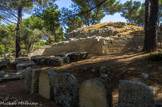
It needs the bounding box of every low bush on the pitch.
[148,53,162,61]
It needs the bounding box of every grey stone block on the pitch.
[50,57,64,66]
[16,61,35,72]
[24,67,33,92]
[79,78,112,107]
[53,73,78,107]
[118,80,155,107]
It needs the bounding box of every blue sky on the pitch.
[55,0,145,22]
[23,0,145,22]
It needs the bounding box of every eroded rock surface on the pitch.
[118,80,155,107]
[53,73,78,107]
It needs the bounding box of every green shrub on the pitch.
[148,53,162,61]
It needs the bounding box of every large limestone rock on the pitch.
[16,61,35,72]
[53,73,78,107]
[31,68,41,94]
[39,69,57,99]
[118,80,155,107]
[79,78,112,107]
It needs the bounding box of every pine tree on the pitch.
[143,0,159,52]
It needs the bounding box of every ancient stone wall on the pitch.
[29,22,162,57]
[29,35,144,57]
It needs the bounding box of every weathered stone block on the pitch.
[73,53,81,61]
[39,69,57,99]
[31,55,41,64]
[31,55,50,65]
[79,78,112,107]
[118,80,155,107]
[80,52,88,59]
[24,67,33,92]
[55,53,71,63]
[16,61,35,72]
[53,73,78,107]
[50,57,64,66]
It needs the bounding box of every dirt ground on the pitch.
[0,50,162,107]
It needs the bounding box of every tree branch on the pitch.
[76,0,106,16]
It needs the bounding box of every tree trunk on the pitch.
[143,0,159,52]
[16,1,22,58]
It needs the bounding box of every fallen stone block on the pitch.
[16,61,35,72]
[66,52,81,61]
[31,55,42,64]
[63,57,70,63]
[80,52,88,59]
[45,56,55,65]
[55,53,71,63]
[13,58,30,65]
[73,53,81,61]
[39,69,57,99]
[79,78,112,107]
[53,73,78,107]
[67,52,76,61]
[38,57,49,65]
[50,57,64,66]
[118,80,155,107]
[31,55,49,65]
